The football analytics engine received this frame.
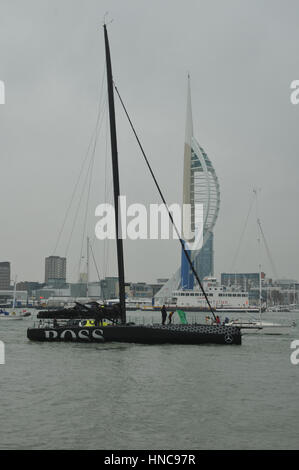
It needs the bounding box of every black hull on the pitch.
[27,324,241,345]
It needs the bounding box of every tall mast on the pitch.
[12,276,17,310]
[254,189,262,322]
[103,24,126,324]
[86,236,89,298]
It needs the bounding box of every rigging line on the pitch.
[230,192,255,273]
[254,188,262,261]
[79,102,112,280]
[71,96,109,281]
[90,242,102,283]
[52,134,94,257]
[114,84,216,320]
[77,104,104,271]
[90,107,110,250]
[77,131,98,279]
[65,96,108,259]
[89,133,113,283]
[257,218,279,280]
[254,188,263,315]
[65,151,95,259]
[52,68,106,256]
[69,147,103,278]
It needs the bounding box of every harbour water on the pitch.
[1,310,299,450]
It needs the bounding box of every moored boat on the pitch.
[0,310,31,320]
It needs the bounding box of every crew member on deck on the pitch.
[168,311,174,324]
[161,305,167,325]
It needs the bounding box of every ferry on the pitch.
[155,277,262,313]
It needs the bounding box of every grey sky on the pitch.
[0,0,299,284]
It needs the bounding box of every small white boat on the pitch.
[0,278,31,320]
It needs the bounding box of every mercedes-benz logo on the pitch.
[225,334,233,344]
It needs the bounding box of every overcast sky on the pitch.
[1,0,299,284]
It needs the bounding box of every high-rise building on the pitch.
[0,262,10,290]
[45,256,66,285]
[155,77,220,303]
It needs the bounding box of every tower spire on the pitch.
[183,74,193,213]
[185,74,193,147]
[181,74,195,290]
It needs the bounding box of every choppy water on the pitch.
[1,309,299,450]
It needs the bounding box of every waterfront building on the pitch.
[221,272,265,290]
[128,282,158,298]
[34,286,70,301]
[70,283,87,298]
[0,289,28,306]
[45,256,66,285]
[100,276,119,300]
[0,262,11,290]
[128,282,152,298]
[16,281,45,297]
